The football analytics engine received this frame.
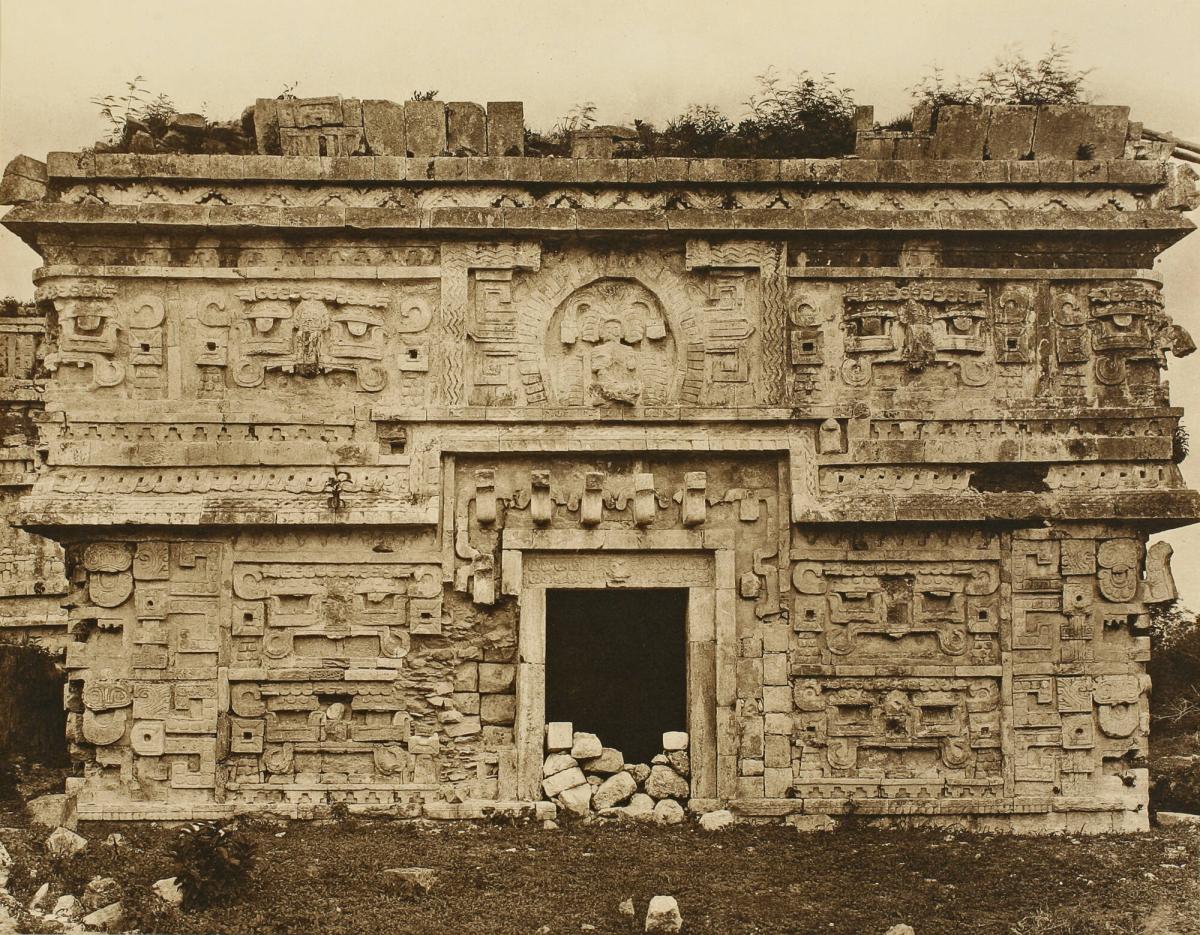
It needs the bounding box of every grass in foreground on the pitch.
[2,811,1198,935]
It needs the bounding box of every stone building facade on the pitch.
[0,98,1196,831]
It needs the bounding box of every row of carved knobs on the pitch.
[474,469,708,527]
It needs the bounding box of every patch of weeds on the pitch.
[170,821,256,911]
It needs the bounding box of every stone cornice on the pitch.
[40,153,1174,187]
[4,204,1192,240]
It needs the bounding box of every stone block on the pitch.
[578,748,621,775]
[452,661,478,692]
[556,782,593,817]
[625,762,651,785]
[480,693,516,725]
[253,98,280,154]
[645,895,683,933]
[447,102,487,155]
[623,792,655,820]
[787,814,838,832]
[405,100,447,156]
[1156,811,1200,827]
[45,826,87,859]
[362,100,406,156]
[478,662,515,693]
[932,105,988,159]
[666,751,689,777]
[383,867,438,895]
[1032,105,1130,160]
[546,721,573,751]
[442,716,481,738]
[152,877,183,908]
[593,770,637,810]
[80,902,123,932]
[542,765,587,798]
[985,105,1036,160]
[487,101,524,155]
[644,764,688,800]
[698,808,735,831]
[662,731,688,751]
[82,877,122,912]
[653,798,686,825]
[26,792,76,830]
[543,752,577,777]
[0,154,48,204]
[570,731,603,759]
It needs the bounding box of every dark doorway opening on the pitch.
[545,588,687,765]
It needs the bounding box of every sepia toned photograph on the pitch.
[0,1,1198,931]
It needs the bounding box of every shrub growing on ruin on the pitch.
[736,68,857,157]
[91,76,177,146]
[911,43,1092,108]
[170,822,256,911]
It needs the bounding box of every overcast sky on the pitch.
[4,0,1200,604]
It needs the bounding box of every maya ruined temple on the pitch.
[0,95,1196,832]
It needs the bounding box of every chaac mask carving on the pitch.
[840,282,990,389]
[549,277,673,406]
[230,286,398,391]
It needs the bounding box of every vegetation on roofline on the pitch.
[85,44,1092,159]
[910,42,1091,109]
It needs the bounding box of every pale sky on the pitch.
[4,0,1200,604]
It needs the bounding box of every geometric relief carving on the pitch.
[790,677,1002,785]
[788,557,999,664]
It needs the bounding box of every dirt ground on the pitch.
[1,804,1198,935]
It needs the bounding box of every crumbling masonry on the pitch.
[0,97,1197,831]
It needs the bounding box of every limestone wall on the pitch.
[1,99,1197,829]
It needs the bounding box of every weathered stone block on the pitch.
[478,662,515,693]
[542,765,587,798]
[447,102,487,155]
[662,731,688,751]
[645,895,683,933]
[405,101,447,156]
[1032,105,1130,160]
[644,765,688,800]
[80,902,123,933]
[570,731,603,759]
[480,693,516,724]
[592,770,637,810]
[985,105,1036,160]
[584,747,624,774]
[698,808,735,831]
[45,826,87,859]
[546,721,573,751]
[486,101,524,155]
[362,100,406,156]
[543,752,577,777]
[933,105,988,159]
[555,782,593,817]
[26,792,76,830]
[653,798,686,825]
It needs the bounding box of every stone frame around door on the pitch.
[505,529,735,808]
